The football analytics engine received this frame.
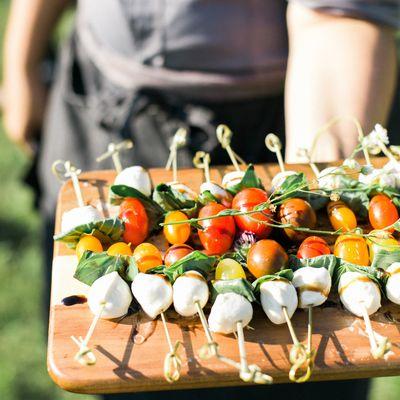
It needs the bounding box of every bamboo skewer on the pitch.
[96,140,133,173]
[216,124,246,171]
[265,133,285,173]
[193,151,211,183]
[165,128,188,183]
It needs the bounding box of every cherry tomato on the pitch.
[232,188,273,238]
[327,201,357,232]
[246,239,288,278]
[297,236,331,259]
[133,243,163,272]
[198,202,236,255]
[278,198,316,242]
[334,234,369,266]
[76,235,103,259]
[164,244,194,267]
[163,211,191,245]
[107,242,133,256]
[119,199,149,246]
[366,230,400,263]
[215,258,246,280]
[369,194,399,232]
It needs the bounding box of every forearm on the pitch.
[285,3,398,163]
[3,0,70,78]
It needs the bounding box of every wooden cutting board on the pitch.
[47,159,400,394]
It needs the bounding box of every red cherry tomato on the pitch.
[297,236,331,259]
[246,239,288,278]
[232,188,272,238]
[369,194,399,232]
[164,244,194,267]
[198,202,236,255]
[119,199,149,246]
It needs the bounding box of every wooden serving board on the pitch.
[47,159,400,394]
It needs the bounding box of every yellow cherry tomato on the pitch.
[163,211,191,245]
[76,235,103,259]
[334,234,369,266]
[215,258,246,280]
[133,242,163,272]
[327,201,357,232]
[107,242,133,256]
[366,230,399,263]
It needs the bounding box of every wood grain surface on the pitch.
[47,159,400,394]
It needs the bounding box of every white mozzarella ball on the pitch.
[168,182,198,200]
[270,171,297,191]
[208,292,253,334]
[200,181,232,205]
[173,271,209,317]
[338,271,381,317]
[318,167,348,190]
[61,205,102,233]
[358,168,382,186]
[131,273,173,319]
[386,262,400,305]
[222,171,245,189]
[260,280,298,325]
[292,267,331,308]
[114,166,152,196]
[88,271,132,319]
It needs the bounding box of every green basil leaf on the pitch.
[371,249,400,271]
[54,218,124,249]
[338,191,369,220]
[110,185,165,233]
[198,190,219,206]
[226,164,264,195]
[296,190,330,211]
[152,183,199,218]
[125,257,139,281]
[288,254,338,277]
[211,278,256,303]
[252,269,294,293]
[74,251,129,286]
[276,173,308,195]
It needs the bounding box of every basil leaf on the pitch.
[152,183,199,218]
[151,251,217,283]
[198,190,219,206]
[296,190,330,211]
[288,254,338,277]
[338,191,369,220]
[125,257,139,281]
[74,251,129,286]
[211,278,256,303]
[226,165,264,195]
[276,173,308,196]
[252,269,294,293]
[110,185,165,233]
[371,249,400,271]
[54,218,124,249]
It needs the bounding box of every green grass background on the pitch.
[0,1,399,399]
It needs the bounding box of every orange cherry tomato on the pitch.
[198,202,236,255]
[164,244,194,267]
[278,198,317,242]
[232,188,273,238]
[163,211,191,245]
[297,236,331,259]
[133,243,163,272]
[119,198,149,246]
[76,235,103,259]
[107,242,133,256]
[334,234,369,266]
[246,239,288,278]
[369,194,399,232]
[327,201,357,232]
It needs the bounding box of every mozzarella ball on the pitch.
[114,166,152,196]
[222,171,245,189]
[61,205,102,233]
[131,273,173,319]
[200,181,232,205]
[358,168,382,186]
[260,280,298,324]
[208,292,253,334]
[270,171,297,192]
[292,267,331,308]
[386,262,400,305]
[168,182,198,200]
[88,271,132,319]
[339,271,381,317]
[318,167,348,190]
[173,271,209,317]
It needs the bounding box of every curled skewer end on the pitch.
[164,340,183,383]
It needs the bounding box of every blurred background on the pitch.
[0,1,399,399]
